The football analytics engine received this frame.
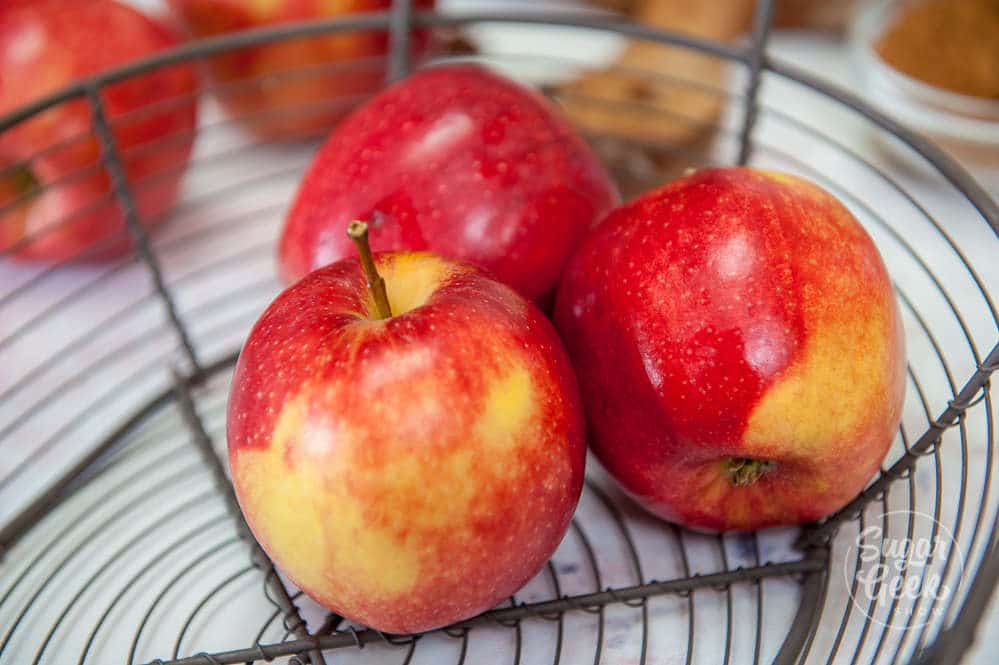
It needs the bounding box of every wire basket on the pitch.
[1,2,997,664]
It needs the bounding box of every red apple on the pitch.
[0,0,197,262]
[228,226,585,633]
[168,0,434,140]
[279,63,619,302]
[554,167,906,532]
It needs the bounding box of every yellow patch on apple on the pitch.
[232,361,543,602]
[379,252,456,316]
[476,365,536,453]
[743,305,891,457]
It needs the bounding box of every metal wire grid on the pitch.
[0,2,997,664]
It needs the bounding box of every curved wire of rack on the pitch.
[0,2,997,665]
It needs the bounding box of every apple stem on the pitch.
[725,458,773,487]
[347,220,393,320]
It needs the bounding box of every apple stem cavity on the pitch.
[2,163,40,198]
[725,458,774,487]
[347,220,393,320]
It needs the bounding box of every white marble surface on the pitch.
[1,2,997,664]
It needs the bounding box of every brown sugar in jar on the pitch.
[875,0,999,99]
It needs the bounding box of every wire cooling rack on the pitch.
[1,2,997,664]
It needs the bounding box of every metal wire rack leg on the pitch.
[85,86,202,376]
[88,66,318,663]
[736,0,774,165]
[171,371,326,665]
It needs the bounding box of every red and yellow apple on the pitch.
[228,236,585,632]
[279,63,619,302]
[554,167,906,531]
[168,0,434,140]
[0,0,197,261]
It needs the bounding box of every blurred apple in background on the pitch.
[555,167,906,532]
[0,0,198,262]
[280,64,619,303]
[168,0,435,140]
[228,225,585,632]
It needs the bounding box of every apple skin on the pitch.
[0,0,197,262]
[554,167,906,532]
[228,251,586,633]
[278,64,620,302]
[168,0,434,140]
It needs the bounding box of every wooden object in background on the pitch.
[556,0,754,193]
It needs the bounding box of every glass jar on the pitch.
[850,0,999,185]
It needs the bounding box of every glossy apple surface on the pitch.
[228,251,585,632]
[168,0,433,139]
[555,167,906,531]
[0,0,197,261]
[279,64,619,302]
